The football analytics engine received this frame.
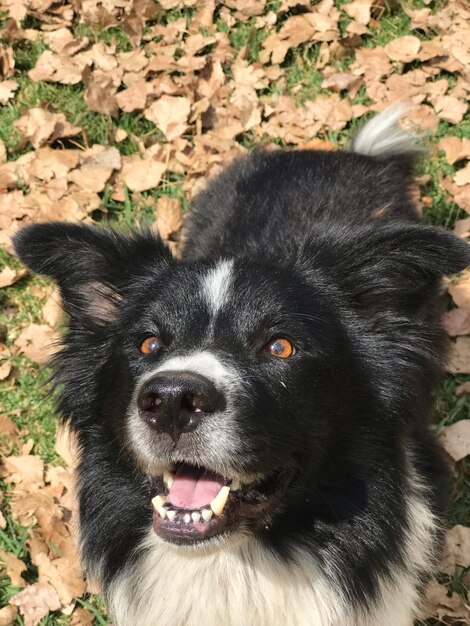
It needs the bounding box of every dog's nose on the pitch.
[137,371,223,442]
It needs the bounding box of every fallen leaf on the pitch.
[0,361,12,380]
[69,607,94,626]
[343,0,373,26]
[0,549,27,587]
[10,582,61,626]
[14,108,82,149]
[2,455,45,488]
[13,324,58,363]
[155,196,183,240]
[144,95,191,141]
[448,275,470,309]
[447,336,470,374]
[439,136,470,165]
[122,156,166,193]
[440,525,470,572]
[423,577,470,621]
[456,381,470,395]
[442,308,470,336]
[434,95,468,124]
[384,36,421,63]
[455,163,470,187]
[0,266,26,288]
[0,605,17,626]
[0,80,18,105]
[438,420,470,462]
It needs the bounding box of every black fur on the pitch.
[13,141,470,623]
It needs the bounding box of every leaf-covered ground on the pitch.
[0,0,469,624]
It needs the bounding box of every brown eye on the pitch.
[139,336,161,355]
[266,337,296,359]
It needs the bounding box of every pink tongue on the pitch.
[167,465,225,509]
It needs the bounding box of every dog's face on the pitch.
[13,216,470,549]
[96,256,355,545]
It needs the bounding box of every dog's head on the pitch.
[13,219,469,547]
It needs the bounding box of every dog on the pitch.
[13,106,470,626]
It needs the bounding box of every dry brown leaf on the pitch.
[122,156,166,193]
[442,308,470,336]
[69,607,94,626]
[0,549,27,587]
[351,47,391,80]
[84,72,119,117]
[144,95,191,140]
[384,36,421,63]
[0,80,18,105]
[29,51,90,85]
[440,525,470,573]
[155,196,183,240]
[438,421,470,462]
[14,108,81,149]
[343,0,373,26]
[116,81,148,113]
[0,605,17,626]
[13,323,58,364]
[448,336,470,374]
[434,95,468,124]
[36,553,86,605]
[439,136,470,165]
[42,290,63,328]
[0,361,12,380]
[423,577,470,621]
[456,381,470,395]
[0,47,15,80]
[455,163,470,187]
[10,582,61,626]
[448,275,470,309]
[0,267,26,288]
[2,455,44,488]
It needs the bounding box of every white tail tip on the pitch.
[349,104,424,158]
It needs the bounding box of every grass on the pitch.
[0,0,469,624]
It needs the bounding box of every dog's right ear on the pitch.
[13,222,172,326]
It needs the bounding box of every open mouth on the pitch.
[150,463,293,545]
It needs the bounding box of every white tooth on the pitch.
[166,509,176,522]
[151,495,168,510]
[202,509,213,522]
[158,507,167,519]
[210,485,230,516]
[163,469,174,489]
[230,478,240,491]
[184,513,191,524]
[191,512,201,523]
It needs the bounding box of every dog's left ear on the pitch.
[13,222,172,326]
[313,222,470,311]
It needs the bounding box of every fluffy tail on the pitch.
[349,104,424,159]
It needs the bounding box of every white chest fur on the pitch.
[106,529,421,626]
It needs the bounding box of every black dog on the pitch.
[14,107,470,626]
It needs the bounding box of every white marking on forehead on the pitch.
[201,259,234,315]
[147,350,239,392]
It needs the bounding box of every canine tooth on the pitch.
[163,469,174,489]
[202,509,213,522]
[158,507,167,519]
[184,513,191,524]
[166,510,176,522]
[210,485,230,516]
[151,495,168,510]
[191,512,201,523]
[230,478,240,491]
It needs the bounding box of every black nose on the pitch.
[137,371,223,442]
